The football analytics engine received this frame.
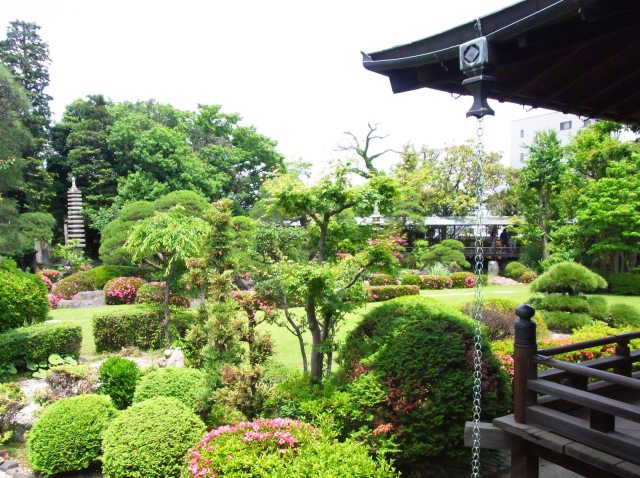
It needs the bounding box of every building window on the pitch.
[560,121,572,130]
[520,129,524,138]
[583,119,594,126]
[520,152,525,162]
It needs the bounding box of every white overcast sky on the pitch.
[1,0,549,174]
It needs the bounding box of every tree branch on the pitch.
[143,258,163,270]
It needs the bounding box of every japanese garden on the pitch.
[1,6,640,478]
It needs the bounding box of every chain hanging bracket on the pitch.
[459,35,494,478]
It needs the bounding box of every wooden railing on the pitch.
[513,305,640,464]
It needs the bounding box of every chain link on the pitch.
[471,117,485,478]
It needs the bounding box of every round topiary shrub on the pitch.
[102,397,205,478]
[610,303,640,328]
[99,356,140,409]
[186,418,397,478]
[133,367,206,413]
[339,296,509,465]
[530,261,607,294]
[504,261,529,281]
[0,269,49,332]
[540,311,592,333]
[104,277,146,305]
[27,394,117,476]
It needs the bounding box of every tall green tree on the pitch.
[517,130,566,261]
[0,20,54,212]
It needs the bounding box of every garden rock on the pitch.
[57,290,105,308]
[489,276,521,286]
[0,461,17,472]
[12,379,47,442]
[159,348,184,367]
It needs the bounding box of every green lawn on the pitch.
[48,286,640,371]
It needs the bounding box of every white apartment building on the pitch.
[510,111,594,169]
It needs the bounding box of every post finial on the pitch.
[514,304,537,349]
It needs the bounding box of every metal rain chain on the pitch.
[459,29,495,478]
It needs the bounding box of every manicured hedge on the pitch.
[605,273,640,296]
[0,269,49,332]
[368,273,397,286]
[102,397,205,478]
[530,295,589,313]
[28,394,117,476]
[540,310,592,333]
[367,285,420,302]
[93,309,164,352]
[400,274,421,286]
[0,323,82,369]
[420,274,453,290]
[53,265,143,300]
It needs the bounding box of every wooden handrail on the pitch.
[534,355,640,391]
[539,332,640,356]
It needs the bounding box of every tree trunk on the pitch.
[539,189,549,260]
[247,309,257,367]
[321,312,333,377]
[283,298,307,373]
[162,262,174,344]
[317,217,329,264]
[306,294,323,383]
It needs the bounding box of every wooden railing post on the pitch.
[614,339,631,377]
[514,304,537,424]
[512,304,539,478]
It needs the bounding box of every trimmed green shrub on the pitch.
[531,262,607,294]
[540,311,592,333]
[0,323,82,369]
[367,285,420,302]
[133,367,206,413]
[418,241,470,270]
[450,271,475,288]
[605,273,640,296]
[586,296,609,321]
[0,383,26,443]
[400,274,421,286]
[28,394,117,476]
[93,309,164,352]
[99,356,140,409]
[610,303,640,328]
[0,269,49,332]
[440,239,464,251]
[102,397,205,478]
[53,265,143,299]
[504,261,528,281]
[461,298,548,341]
[104,276,146,305]
[339,296,508,464]
[530,295,589,313]
[186,418,397,478]
[368,273,397,286]
[420,274,453,289]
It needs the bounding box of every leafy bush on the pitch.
[540,311,592,333]
[136,282,190,307]
[52,265,143,299]
[417,241,470,270]
[0,323,82,370]
[339,296,509,464]
[425,262,451,276]
[461,298,548,341]
[93,309,164,352]
[450,271,475,288]
[610,303,640,328]
[99,356,140,409]
[368,273,397,286]
[102,397,205,478]
[520,270,538,283]
[104,276,146,305]
[504,261,528,281]
[367,285,420,302]
[530,261,607,294]
[186,418,397,478]
[420,274,453,289]
[605,273,640,296]
[400,274,421,286]
[0,383,26,444]
[0,269,49,332]
[529,295,589,313]
[133,367,206,413]
[586,296,609,321]
[28,394,117,476]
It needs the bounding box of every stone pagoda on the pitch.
[64,177,86,248]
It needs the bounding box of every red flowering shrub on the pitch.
[38,274,53,289]
[104,277,146,305]
[136,282,190,307]
[368,273,397,286]
[464,275,476,288]
[367,285,420,302]
[40,269,60,281]
[48,293,64,309]
[419,275,453,289]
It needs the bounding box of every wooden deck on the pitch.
[463,246,520,260]
[468,305,640,477]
